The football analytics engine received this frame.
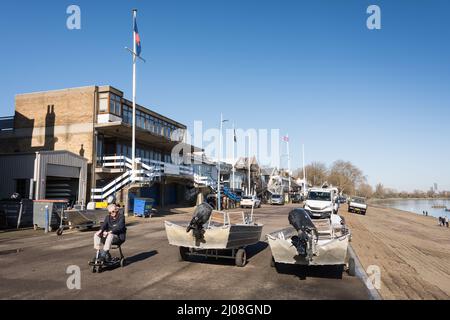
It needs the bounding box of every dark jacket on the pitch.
[101,213,126,242]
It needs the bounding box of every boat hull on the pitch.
[165,221,263,249]
[267,227,350,266]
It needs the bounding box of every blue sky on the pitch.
[0,0,449,191]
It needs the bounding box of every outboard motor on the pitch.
[288,209,317,258]
[186,203,214,242]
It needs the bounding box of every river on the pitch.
[374,199,450,218]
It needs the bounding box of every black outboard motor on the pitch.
[186,203,214,242]
[288,209,317,258]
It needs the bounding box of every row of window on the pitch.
[99,93,183,140]
[116,143,172,164]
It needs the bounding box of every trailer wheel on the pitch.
[235,248,247,267]
[179,246,189,261]
[347,257,356,276]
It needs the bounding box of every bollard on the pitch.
[45,205,49,234]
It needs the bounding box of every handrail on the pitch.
[92,156,197,201]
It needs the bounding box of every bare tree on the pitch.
[327,160,366,195]
[357,183,374,198]
[373,183,385,199]
[305,162,328,187]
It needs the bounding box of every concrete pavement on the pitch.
[0,204,369,299]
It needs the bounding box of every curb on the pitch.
[348,244,383,300]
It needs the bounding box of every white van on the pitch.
[303,188,338,219]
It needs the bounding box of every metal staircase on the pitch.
[91,156,160,201]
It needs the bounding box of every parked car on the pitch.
[339,196,347,204]
[348,197,367,215]
[270,194,284,205]
[291,194,304,203]
[240,195,261,208]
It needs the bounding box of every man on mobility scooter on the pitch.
[90,203,127,272]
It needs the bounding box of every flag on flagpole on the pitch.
[134,14,142,56]
[234,128,237,143]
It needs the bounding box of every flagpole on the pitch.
[132,9,137,172]
[217,113,223,211]
[287,134,291,196]
[248,136,251,195]
[302,143,306,195]
[232,122,235,192]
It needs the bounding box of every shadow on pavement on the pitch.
[184,241,268,266]
[273,263,345,280]
[126,250,158,265]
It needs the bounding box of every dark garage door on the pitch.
[45,176,79,205]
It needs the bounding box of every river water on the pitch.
[374,199,450,218]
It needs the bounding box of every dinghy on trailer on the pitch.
[267,208,355,276]
[165,203,263,267]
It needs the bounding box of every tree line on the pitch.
[293,160,449,199]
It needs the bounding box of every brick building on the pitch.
[0,86,201,210]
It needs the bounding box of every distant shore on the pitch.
[369,197,450,203]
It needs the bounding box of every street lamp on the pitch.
[217,114,229,211]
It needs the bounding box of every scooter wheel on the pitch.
[91,266,97,273]
[120,258,126,268]
[56,228,64,236]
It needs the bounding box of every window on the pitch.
[123,105,132,124]
[136,111,141,128]
[135,110,147,129]
[99,93,108,113]
[116,143,123,156]
[148,115,154,132]
[140,112,146,129]
[109,94,122,116]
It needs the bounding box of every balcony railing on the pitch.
[97,156,193,177]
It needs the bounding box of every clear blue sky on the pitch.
[0,0,449,191]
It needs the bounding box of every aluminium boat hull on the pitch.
[267,227,350,266]
[165,221,263,249]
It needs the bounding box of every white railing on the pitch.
[98,156,193,177]
[92,156,195,201]
[194,174,217,188]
